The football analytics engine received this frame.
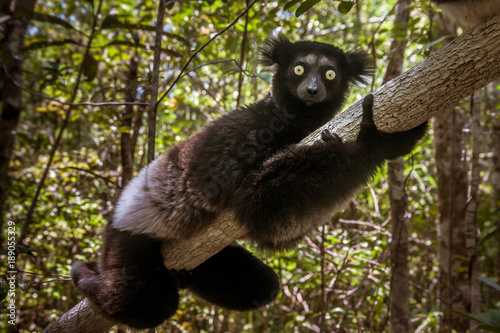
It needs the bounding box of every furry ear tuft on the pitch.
[345,51,373,85]
[260,34,293,67]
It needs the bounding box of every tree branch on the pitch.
[44,15,500,333]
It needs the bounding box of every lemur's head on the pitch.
[261,35,372,113]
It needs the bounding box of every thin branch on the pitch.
[17,270,70,278]
[60,166,115,186]
[20,0,104,244]
[368,3,397,91]
[156,0,259,106]
[236,0,250,108]
[146,0,166,163]
[181,59,254,78]
[5,71,150,107]
[30,278,72,285]
[72,101,148,106]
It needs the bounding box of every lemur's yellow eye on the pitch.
[326,69,336,80]
[294,65,304,75]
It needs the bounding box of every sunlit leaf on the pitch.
[338,1,355,14]
[118,126,132,133]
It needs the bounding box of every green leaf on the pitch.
[256,72,272,84]
[82,54,98,82]
[477,324,500,332]
[451,310,500,326]
[18,280,31,291]
[118,126,132,133]
[45,61,60,71]
[476,276,500,292]
[408,35,451,58]
[338,1,355,14]
[296,0,322,17]
[284,0,302,11]
[101,15,123,30]
[330,307,346,314]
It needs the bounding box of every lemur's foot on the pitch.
[170,269,193,289]
[321,129,343,145]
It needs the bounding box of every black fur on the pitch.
[71,35,427,329]
[71,226,179,328]
[187,245,280,310]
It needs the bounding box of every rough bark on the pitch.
[44,15,500,333]
[434,104,469,332]
[388,158,411,332]
[41,298,115,333]
[0,0,37,247]
[382,0,412,331]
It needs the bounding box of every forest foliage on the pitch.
[0,0,499,332]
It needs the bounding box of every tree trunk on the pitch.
[492,119,500,195]
[0,0,37,247]
[120,55,138,187]
[44,15,500,333]
[388,158,411,332]
[433,13,481,333]
[381,0,412,331]
[488,81,500,201]
[434,104,469,332]
[467,92,481,332]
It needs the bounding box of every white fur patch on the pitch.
[439,0,500,26]
[112,166,172,238]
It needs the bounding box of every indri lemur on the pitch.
[433,0,500,26]
[71,35,427,329]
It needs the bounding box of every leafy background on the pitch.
[0,0,499,332]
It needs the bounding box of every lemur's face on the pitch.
[261,36,371,111]
[288,54,340,105]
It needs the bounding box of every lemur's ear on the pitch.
[345,50,373,85]
[260,34,294,67]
